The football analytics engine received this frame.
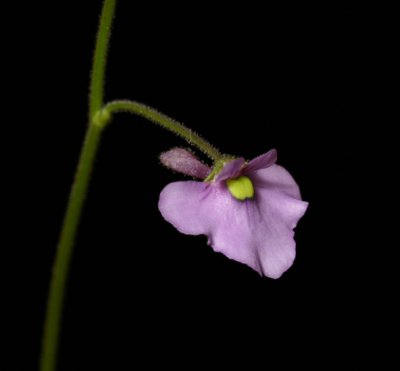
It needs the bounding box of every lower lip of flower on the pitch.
[226,176,255,201]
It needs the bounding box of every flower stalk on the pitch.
[40,2,222,370]
[40,1,116,370]
[104,100,222,161]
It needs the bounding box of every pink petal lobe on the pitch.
[215,158,245,181]
[250,164,308,277]
[245,149,277,173]
[158,180,264,273]
[250,163,303,199]
[158,181,213,235]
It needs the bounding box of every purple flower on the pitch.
[159,148,308,278]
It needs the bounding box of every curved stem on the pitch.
[89,0,117,119]
[105,100,222,161]
[40,1,116,370]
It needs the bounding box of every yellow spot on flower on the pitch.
[226,176,254,201]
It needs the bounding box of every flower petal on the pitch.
[202,182,307,278]
[215,158,245,181]
[250,164,303,200]
[160,148,211,179]
[245,149,277,173]
[158,164,308,279]
[158,181,214,235]
[249,164,308,277]
[159,180,264,273]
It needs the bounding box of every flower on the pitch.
[159,148,308,278]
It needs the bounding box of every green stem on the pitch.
[41,125,102,371]
[89,0,117,119]
[105,100,222,161]
[40,1,116,370]
[40,124,104,371]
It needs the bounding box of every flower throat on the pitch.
[226,176,255,201]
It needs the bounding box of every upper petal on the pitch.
[245,149,277,173]
[215,158,245,181]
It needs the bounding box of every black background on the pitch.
[13,1,370,370]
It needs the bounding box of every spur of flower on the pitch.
[159,148,308,278]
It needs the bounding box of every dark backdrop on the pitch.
[16,1,368,369]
